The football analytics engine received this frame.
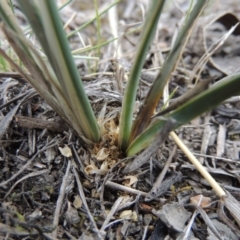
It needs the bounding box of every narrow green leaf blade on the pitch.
[0,27,85,136]
[67,0,120,38]
[127,73,240,156]
[130,0,209,142]
[118,0,166,150]
[18,0,101,142]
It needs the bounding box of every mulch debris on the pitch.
[1,0,240,239]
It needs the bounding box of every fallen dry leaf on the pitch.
[100,161,108,170]
[58,145,72,157]
[190,194,212,208]
[122,175,138,187]
[73,195,82,209]
[131,211,138,222]
[85,164,98,175]
[95,148,109,161]
[119,210,132,219]
[152,203,191,232]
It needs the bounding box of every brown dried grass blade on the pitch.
[218,191,240,237]
[223,190,240,227]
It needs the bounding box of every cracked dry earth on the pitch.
[1,0,240,239]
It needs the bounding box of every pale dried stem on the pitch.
[73,166,104,239]
[147,145,177,198]
[106,180,147,197]
[52,159,71,237]
[170,131,226,198]
[3,169,50,200]
[100,197,123,231]
[0,139,62,187]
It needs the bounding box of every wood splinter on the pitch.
[14,115,69,133]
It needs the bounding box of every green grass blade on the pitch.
[0,42,8,71]
[0,27,82,129]
[58,0,73,11]
[127,73,240,156]
[93,0,101,60]
[78,24,142,54]
[118,0,166,150]
[0,1,33,57]
[0,1,16,30]
[130,0,208,143]
[18,0,101,142]
[0,46,67,121]
[67,0,120,38]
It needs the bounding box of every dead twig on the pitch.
[0,138,63,187]
[217,196,240,237]
[0,89,37,110]
[52,159,71,238]
[145,145,179,201]
[100,197,123,231]
[170,131,226,198]
[191,152,238,164]
[170,132,240,237]
[195,205,223,239]
[105,180,147,197]
[0,72,25,79]
[199,114,212,163]
[223,190,240,227]
[100,157,132,219]
[15,115,69,132]
[72,164,104,239]
[142,214,152,240]
[0,89,36,140]
[145,171,182,202]
[3,169,50,200]
[27,102,34,155]
[216,124,226,158]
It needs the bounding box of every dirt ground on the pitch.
[1,0,240,239]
